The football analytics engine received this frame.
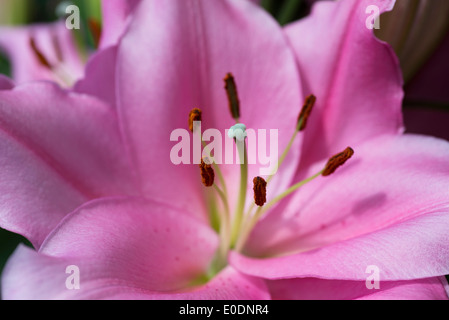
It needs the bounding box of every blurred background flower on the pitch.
[0,0,102,298]
[374,0,449,141]
[0,0,448,298]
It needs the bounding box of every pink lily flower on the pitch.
[0,0,138,90]
[0,0,139,105]
[0,21,84,86]
[1,0,449,300]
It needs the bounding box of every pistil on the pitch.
[228,125,248,248]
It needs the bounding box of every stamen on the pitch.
[253,177,267,207]
[29,36,74,87]
[235,169,323,252]
[264,94,317,186]
[322,147,354,177]
[297,94,316,131]
[52,34,64,63]
[29,37,52,70]
[224,73,241,121]
[199,158,215,187]
[189,108,202,132]
[88,18,102,49]
[189,108,229,206]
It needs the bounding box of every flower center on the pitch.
[189,73,354,277]
[29,36,75,87]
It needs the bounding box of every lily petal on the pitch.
[232,209,449,281]
[284,0,404,171]
[0,74,13,89]
[0,82,136,248]
[97,267,270,300]
[3,243,268,300]
[3,197,228,299]
[267,277,449,300]
[74,46,118,107]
